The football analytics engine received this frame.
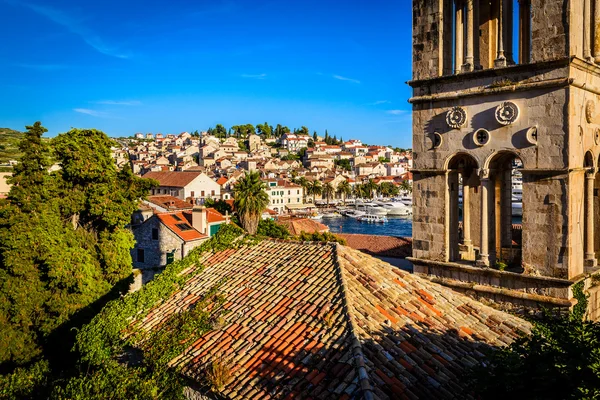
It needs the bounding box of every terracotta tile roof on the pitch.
[131,240,531,399]
[337,234,412,258]
[206,208,226,223]
[277,218,330,235]
[216,177,228,185]
[146,195,193,210]
[156,212,207,241]
[143,171,202,187]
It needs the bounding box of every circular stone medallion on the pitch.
[473,128,490,147]
[586,100,595,124]
[446,107,467,129]
[495,102,519,125]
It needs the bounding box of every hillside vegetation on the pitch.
[0,128,24,166]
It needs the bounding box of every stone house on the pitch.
[264,179,304,214]
[131,206,227,269]
[246,134,261,152]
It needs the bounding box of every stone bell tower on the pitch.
[408,0,600,318]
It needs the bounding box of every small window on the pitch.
[176,223,193,231]
[172,215,182,221]
[191,191,195,197]
[201,190,205,196]
[152,228,158,240]
[211,190,215,196]
[137,248,145,263]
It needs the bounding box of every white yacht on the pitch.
[378,202,412,216]
[356,202,388,216]
[345,209,366,218]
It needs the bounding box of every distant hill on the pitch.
[0,128,24,167]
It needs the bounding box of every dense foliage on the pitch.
[0,123,154,398]
[203,198,233,216]
[298,231,347,245]
[256,218,290,239]
[0,127,25,168]
[471,284,600,400]
[233,171,269,235]
[55,224,245,399]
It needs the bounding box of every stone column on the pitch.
[585,0,593,62]
[455,0,464,74]
[478,169,491,267]
[462,0,474,72]
[495,0,507,67]
[594,0,600,63]
[518,0,531,63]
[463,184,472,246]
[473,0,481,69]
[585,169,597,267]
[506,0,514,64]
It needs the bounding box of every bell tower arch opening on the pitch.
[446,153,479,262]
[484,151,523,269]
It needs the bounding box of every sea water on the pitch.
[321,216,523,238]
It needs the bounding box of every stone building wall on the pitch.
[410,0,600,315]
[132,218,186,269]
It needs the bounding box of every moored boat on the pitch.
[357,214,388,223]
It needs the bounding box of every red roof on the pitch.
[156,212,206,241]
[143,171,202,187]
[216,177,228,186]
[206,208,226,223]
[147,195,193,210]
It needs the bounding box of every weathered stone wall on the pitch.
[530,0,568,63]
[412,172,447,261]
[412,0,443,81]
[132,218,184,269]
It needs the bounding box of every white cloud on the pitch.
[386,109,409,115]
[369,100,390,105]
[93,100,141,106]
[74,108,107,117]
[241,73,267,79]
[333,74,360,84]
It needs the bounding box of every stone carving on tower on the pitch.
[445,106,467,129]
[495,102,519,125]
[410,0,600,319]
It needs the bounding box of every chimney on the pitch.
[192,206,207,235]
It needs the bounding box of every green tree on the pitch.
[364,179,378,199]
[399,180,412,194]
[6,122,54,212]
[336,180,352,203]
[256,122,272,138]
[322,182,334,206]
[256,218,289,239]
[0,125,154,397]
[297,177,309,203]
[233,171,269,235]
[335,159,352,171]
[378,182,399,198]
[305,180,322,204]
[214,124,227,138]
[297,126,309,135]
[470,311,600,399]
[203,198,233,216]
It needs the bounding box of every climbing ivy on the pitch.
[51,224,245,398]
[572,281,589,321]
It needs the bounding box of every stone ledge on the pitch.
[407,257,572,286]
[408,57,571,87]
[425,276,574,308]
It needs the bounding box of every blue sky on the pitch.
[0,0,413,147]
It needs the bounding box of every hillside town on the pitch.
[114,130,412,212]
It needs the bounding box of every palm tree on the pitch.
[297,177,308,202]
[233,171,269,235]
[322,182,334,206]
[399,180,412,195]
[365,179,378,199]
[306,180,322,204]
[337,180,352,204]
